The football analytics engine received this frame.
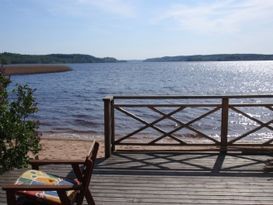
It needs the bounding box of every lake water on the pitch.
[10,61,273,141]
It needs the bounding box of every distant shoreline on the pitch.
[144,54,273,62]
[1,64,72,75]
[0,52,122,64]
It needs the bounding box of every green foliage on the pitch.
[0,52,121,64]
[145,54,273,62]
[0,56,8,67]
[0,74,40,172]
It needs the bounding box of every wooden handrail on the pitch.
[114,103,273,107]
[113,94,273,99]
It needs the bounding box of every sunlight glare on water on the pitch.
[10,61,273,140]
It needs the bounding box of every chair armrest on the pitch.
[2,184,81,191]
[30,159,85,168]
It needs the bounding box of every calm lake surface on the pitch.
[10,61,273,141]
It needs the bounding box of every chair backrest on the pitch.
[77,141,99,204]
[87,141,99,162]
[83,141,99,182]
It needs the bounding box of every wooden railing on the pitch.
[104,95,273,158]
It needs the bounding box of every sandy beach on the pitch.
[36,133,211,161]
[36,133,206,161]
[37,134,105,160]
[1,65,71,75]
[36,133,273,161]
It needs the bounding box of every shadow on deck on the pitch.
[95,151,273,177]
[1,151,273,205]
[92,151,273,204]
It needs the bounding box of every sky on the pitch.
[1,0,273,60]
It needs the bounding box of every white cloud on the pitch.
[158,0,273,33]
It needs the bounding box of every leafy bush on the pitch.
[0,73,40,172]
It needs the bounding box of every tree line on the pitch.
[144,54,273,62]
[0,52,120,64]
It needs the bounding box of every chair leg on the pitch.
[57,190,72,205]
[6,190,17,205]
[76,192,85,205]
[85,189,95,205]
[76,189,95,205]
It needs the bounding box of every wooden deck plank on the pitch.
[1,152,273,204]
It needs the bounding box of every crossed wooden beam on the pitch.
[228,106,273,145]
[115,104,273,146]
[115,105,221,145]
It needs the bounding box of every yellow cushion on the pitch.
[15,170,79,204]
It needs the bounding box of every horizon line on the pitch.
[2,51,273,61]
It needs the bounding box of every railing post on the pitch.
[111,99,115,152]
[104,96,113,159]
[221,97,229,152]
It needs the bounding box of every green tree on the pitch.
[0,74,40,172]
[0,54,8,67]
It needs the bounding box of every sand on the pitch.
[1,65,71,75]
[35,133,273,161]
[36,134,219,161]
[37,138,105,160]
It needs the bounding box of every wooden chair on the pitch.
[2,141,99,205]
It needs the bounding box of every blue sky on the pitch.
[1,0,273,59]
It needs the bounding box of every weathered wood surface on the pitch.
[1,152,273,204]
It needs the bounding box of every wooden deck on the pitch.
[1,151,273,204]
